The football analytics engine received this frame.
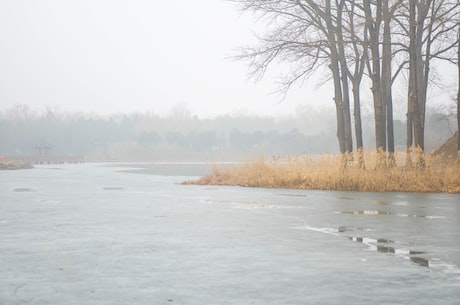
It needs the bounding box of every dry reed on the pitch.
[184,151,460,193]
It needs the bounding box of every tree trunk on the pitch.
[382,0,395,166]
[386,93,395,166]
[336,3,353,154]
[414,31,426,153]
[352,85,363,151]
[406,108,413,168]
[331,62,346,154]
[347,0,366,168]
[363,0,386,160]
[341,71,353,154]
[352,85,365,168]
[409,0,427,168]
[323,0,350,155]
[457,16,460,153]
[407,0,418,167]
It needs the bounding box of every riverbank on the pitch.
[184,151,460,193]
[0,160,34,170]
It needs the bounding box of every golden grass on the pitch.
[184,151,460,193]
[0,160,34,170]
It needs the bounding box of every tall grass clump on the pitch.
[184,151,460,193]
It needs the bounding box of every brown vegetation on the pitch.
[184,150,460,194]
[434,131,459,160]
[0,160,33,170]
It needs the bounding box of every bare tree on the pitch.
[401,0,460,166]
[231,0,355,154]
[362,0,386,156]
[230,0,459,163]
[382,0,404,167]
[297,0,355,154]
[360,0,403,166]
[343,0,367,167]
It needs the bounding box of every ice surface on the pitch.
[1,164,459,304]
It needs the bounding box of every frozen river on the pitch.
[0,163,459,305]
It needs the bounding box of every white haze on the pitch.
[0,0,455,118]
[0,0,330,117]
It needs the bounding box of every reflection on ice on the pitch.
[13,187,34,192]
[338,210,445,219]
[204,199,304,210]
[337,226,373,232]
[297,223,460,277]
[295,224,431,268]
[392,200,409,206]
[339,210,391,215]
[102,187,125,190]
[293,224,341,236]
[294,225,374,235]
[348,236,429,268]
[430,258,460,277]
[395,214,446,219]
[277,193,307,197]
[410,256,429,267]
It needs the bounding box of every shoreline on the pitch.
[0,160,34,170]
[183,153,460,194]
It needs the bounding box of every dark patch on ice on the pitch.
[13,188,33,192]
[278,193,307,197]
[336,226,372,233]
[395,214,445,219]
[348,235,429,268]
[103,187,125,191]
[338,210,444,219]
[339,210,391,215]
[411,256,429,267]
[295,224,431,269]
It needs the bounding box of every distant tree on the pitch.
[229,129,262,150]
[188,130,220,151]
[138,131,162,146]
[165,131,188,148]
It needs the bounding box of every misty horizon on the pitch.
[1,1,456,119]
[0,103,455,163]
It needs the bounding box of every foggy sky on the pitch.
[0,0,332,117]
[1,1,455,118]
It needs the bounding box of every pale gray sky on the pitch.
[0,0,334,117]
[1,1,455,119]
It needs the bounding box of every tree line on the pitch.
[0,104,453,161]
[0,105,338,160]
[231,0,459,167]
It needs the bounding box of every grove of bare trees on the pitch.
[231,0,460,167]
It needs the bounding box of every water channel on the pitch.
[0,163,459,304]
